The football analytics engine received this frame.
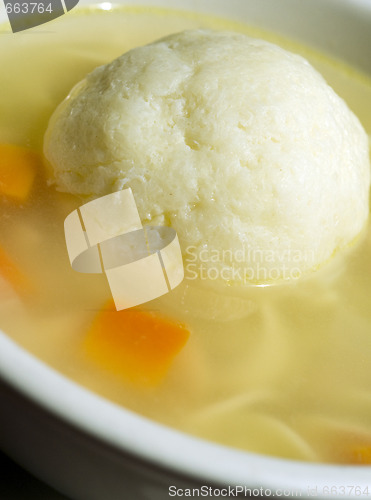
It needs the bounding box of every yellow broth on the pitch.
[1,6,371,464]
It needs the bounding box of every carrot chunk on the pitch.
[349,446,371,465]
[0,144,38,201]
[84,302,190,386]
[0,246,32,296]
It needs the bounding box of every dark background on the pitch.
[0,450,69,499]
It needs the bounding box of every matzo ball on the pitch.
[44,30,370,283]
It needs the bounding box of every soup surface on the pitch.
[1,6,371,464]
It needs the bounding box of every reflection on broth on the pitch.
[1,6,371,465]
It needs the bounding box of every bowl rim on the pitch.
[1,330,371,497]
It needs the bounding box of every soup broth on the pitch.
[1,6,371,464]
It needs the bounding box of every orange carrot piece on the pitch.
[0,246,32,296]
[349,446,371,465]
[0,144,38,201]
[84,302,190,386]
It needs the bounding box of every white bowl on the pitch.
[0,1,371,499]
